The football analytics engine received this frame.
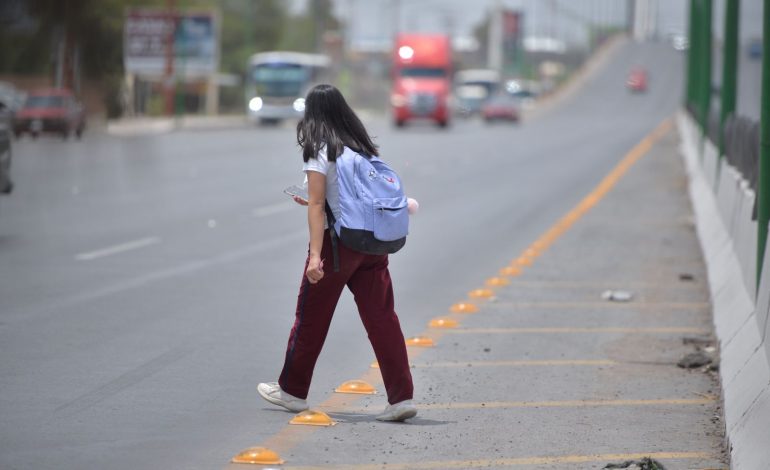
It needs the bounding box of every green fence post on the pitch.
[758,0,770,290]
[719,0,739,157]
[698,0,712,138]
[686,0,698,110]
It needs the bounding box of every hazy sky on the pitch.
[290,0,762,51]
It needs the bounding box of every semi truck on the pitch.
[391,34,451,128]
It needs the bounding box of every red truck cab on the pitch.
[391,34,451,128]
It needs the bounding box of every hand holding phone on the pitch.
[283,184,309,204]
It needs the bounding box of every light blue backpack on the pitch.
[325,147,408,271]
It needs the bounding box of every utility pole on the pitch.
[487,1,503,72]
[163,0,176,116]
[757,0,770,289]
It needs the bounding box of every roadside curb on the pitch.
[105,115,250,137]
[678,111,770,470]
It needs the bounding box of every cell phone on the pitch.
[283,184,309,202]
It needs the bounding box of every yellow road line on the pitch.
[413,359,617,368]
[278,451,714,470]
[413,397,715,410]
[446,327,708,334]
[488,301,710,310]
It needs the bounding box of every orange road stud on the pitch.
[533,240,548,251]
[523,248,539,258]
[450,302,479,314]
[370,360,380,368]
[335,380,377,394]
[469,288,494,299]
[429,317,459,328]
[406,336,435,347]
[500,266,522,277]
[289,410,336,426]
[514,256,534,267]
[486,277,510,287]
[231,447,284,465]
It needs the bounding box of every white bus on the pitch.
[246,51,331,125]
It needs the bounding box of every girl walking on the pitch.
[258,84,416,422]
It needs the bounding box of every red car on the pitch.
[626,68,648,92]
[481,94,520,123]
[13,88,85,139]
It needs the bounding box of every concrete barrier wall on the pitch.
[677,111,770,470]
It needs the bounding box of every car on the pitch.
[626,68,648,92]
[13,88,85,139]
[481,94,520,123]
[0,97,13,196]
[747,38,762,60]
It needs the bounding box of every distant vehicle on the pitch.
[391,34,452,128]
[0,97,12,195]
[0,82,26,113]
[13,88,85,139]
[453,69,500,117]
[481,94,520,123]
[747,38,762,60]
[246,51,330,125]
[626,68,648,93]
[505,80,540,110]
[670,34,689,52]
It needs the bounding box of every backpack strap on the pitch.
[324,201,341,272]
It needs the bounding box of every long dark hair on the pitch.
[296,84,378,162]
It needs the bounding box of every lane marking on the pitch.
[75,237,161,261]
[410,397,715,410]
[446,327,708,335]
[276,451,714,470]
[252,201,295,218]
[487,301,710,310]
[414,359,617,368]
[503,280,705,289]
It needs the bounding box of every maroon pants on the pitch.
[278,231,414,404]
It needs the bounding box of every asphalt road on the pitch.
[0,40,689,469]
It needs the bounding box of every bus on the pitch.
[246,52,331,125]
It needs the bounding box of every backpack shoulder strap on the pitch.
[324,201,340,273]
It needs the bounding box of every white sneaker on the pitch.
[257,382,308,412]
[376,400,417,422]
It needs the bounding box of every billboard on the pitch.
[124,9,218,79]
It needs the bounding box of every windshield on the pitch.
[399,67,447,78]
[25,95,65,108]
[251,64,308,97]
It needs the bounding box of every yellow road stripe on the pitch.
[413,397,715,410]
[488,301,710,310]
[446,327,707,334]
[521,118,673,258]
[414,359,617,368]
[278,452,714,470]
[504,280,705,289]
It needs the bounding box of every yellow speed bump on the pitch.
[289,409,336,427]
[499,266,522,277]
[231,446,284,465]
[406,336,435,347]
[469,288,495,299]
[429,317,459,328]
[334,380,377,394]
[486,277,510,287]
[450,302,479,314]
